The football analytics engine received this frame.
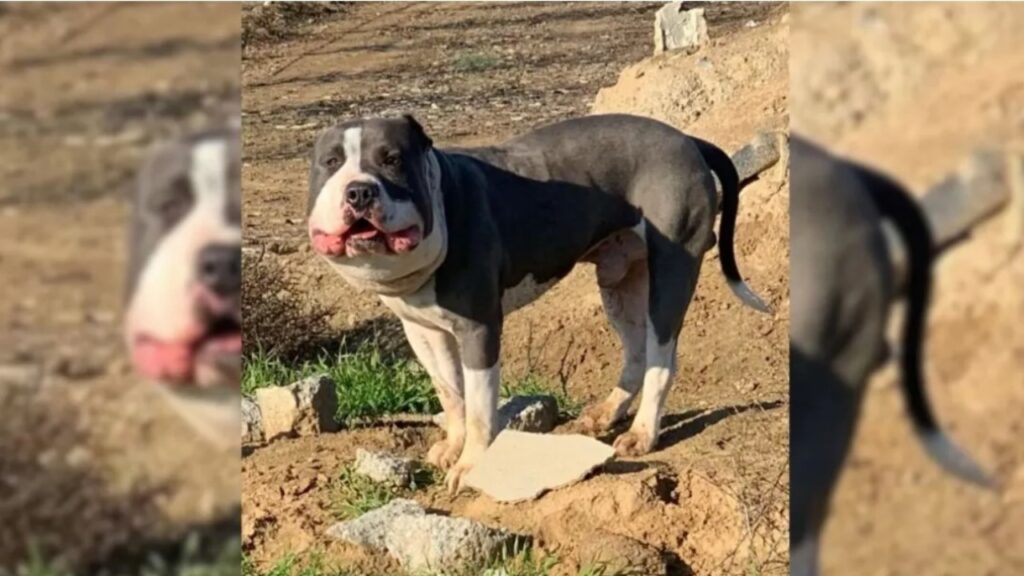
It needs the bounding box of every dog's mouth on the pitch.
[311,217,422,257]
[131,313,241,387]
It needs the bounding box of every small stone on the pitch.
[242,396,264,444]
[654,3,708,55]
[255,386,298,442]
[464,430,616,503]
[327,498,425,549]
[433,394,559,433]
[354,449,417,488]
[499,395,559,433]
[254,374,340,442]
[327,499,522,573]
[288,374,340,435]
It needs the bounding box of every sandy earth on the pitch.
[0,4,240,570]
[792,4,1024,576]
[241,3,789,575]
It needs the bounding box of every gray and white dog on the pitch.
[124,120,242,444]
[307,114,769,491]
[790,136,992,576]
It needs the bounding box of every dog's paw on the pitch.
[444,450,482,495]
[613,428,656,457]
[575,403,618,435]
[427,439,462,470]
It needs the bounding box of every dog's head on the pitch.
[125,127,242,390]
[307,115,445,292]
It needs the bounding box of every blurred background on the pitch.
[792,4,1024,575]
[0,3,240,574]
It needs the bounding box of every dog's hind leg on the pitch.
[614,227,702,457]
[401,320,465,470]
[578,256,649,434]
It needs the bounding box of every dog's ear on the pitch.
[402,114,433,150]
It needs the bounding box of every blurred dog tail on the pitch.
[860,166,995,489]
[693,137,772,314]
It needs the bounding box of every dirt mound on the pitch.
[792,4,1024,575]
[592,9,789,143]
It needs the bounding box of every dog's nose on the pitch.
[345,182,378,211]
[197,244,240,297]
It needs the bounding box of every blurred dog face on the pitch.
[307,115,445,289]
[125,127,241,389]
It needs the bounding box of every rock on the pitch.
[464,430,616,503]
[654,3,708,55]
[327,499,522,573]
[354,449,417,488]
[386,511,520,572]
[288,374,340,435]
[255,386,298,442]
[254,374,339,442]
[499,395,559,433]
[327,498,425,549]
[433,394,559,433]
[242,396,264,444]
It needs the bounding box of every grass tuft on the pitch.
[243,345,440,425]
[452,52,500,72]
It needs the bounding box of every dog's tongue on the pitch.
[133,340,193,383]
[386,227,422,253]
[311,231,345,256]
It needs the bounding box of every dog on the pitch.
[307,113,769,491]
[124,120,242,445]
[789,135,992,576]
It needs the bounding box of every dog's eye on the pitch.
[382,152,401,168]
[157,178,192,223]
[324,156,341,169]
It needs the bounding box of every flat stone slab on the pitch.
[327,499,521,573]
[464,430,616,503]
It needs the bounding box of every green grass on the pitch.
[243,345,440,426]
[330,463,440,521]
[452,52,500,72]
[246,547,628,576]
[242,553,359,576]
[501,373,583,419]
[244,346,585,427]
[330,465,401,520]
[10,535,241,576]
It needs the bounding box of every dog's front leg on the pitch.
[446,321,500,494]
[401,320,466,469]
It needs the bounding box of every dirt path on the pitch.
[241,3,789,575]
[0,4,240,569]
[792,4,1024,575]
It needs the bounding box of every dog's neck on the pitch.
[325,150,448,297]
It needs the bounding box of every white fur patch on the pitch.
[463,362,500,449]
[630,320,678,440]
[126,139,238,343]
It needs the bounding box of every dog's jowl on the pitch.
[307,113,769,492]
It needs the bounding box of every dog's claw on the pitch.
[444,460,473,495]
[576,404,617,435]
[613,429,656,457]
[427,439,462,470]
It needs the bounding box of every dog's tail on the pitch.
[859,166,994,489]
[693,137,772,313]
